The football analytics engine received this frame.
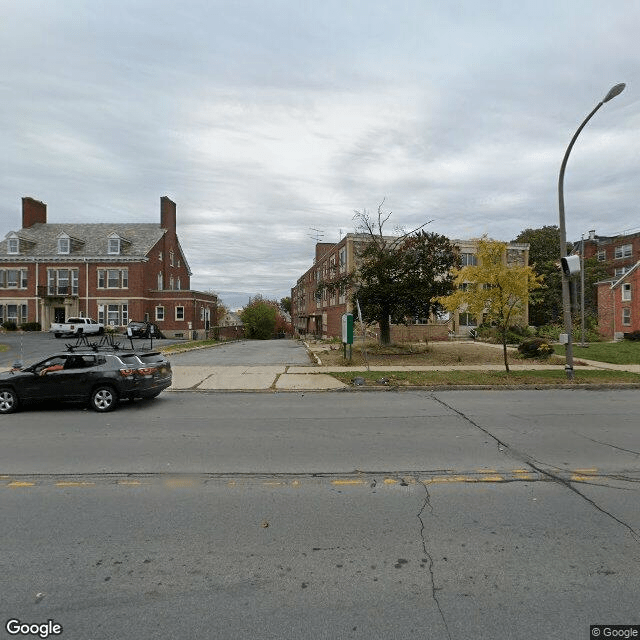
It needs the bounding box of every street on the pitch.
[1,339,639,639]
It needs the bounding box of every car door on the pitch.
[19,356,69,401]
[47,355,102,400]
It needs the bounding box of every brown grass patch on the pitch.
[307,339,564,367]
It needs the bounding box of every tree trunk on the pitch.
[501,326,510,373]
[379,314,391,346]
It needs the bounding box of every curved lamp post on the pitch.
[558,83,625,380]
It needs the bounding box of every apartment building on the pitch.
[291,234,530,339]
[0,196,217,338]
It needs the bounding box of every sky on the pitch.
[2,1,639,310]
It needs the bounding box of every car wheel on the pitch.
[98,326,104,335]
[54,333,61,338]
[0,388,18,414]
[90,386,118,412]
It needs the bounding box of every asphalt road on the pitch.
[2,390,639,639]
[1,336,639,639]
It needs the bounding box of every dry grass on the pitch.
[307,339,565,367]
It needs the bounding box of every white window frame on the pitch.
[622,307,631,326]
[597,250,607,262]
[58,237,70,254]
[155,306,165,321]
[461,253,478,266]
[175,306,184,321]
[614,244,632,259]
[157,272,163,290]
[108,237,121,255]
[7,237,19,255]
[622,283,632,301]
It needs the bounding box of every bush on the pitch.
[624,330,640,341]
[19,322,42,331]
[518,337,554,359]
[476,324,533,344]
[1,321,18,331]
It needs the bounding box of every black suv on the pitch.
[0,349,172,414]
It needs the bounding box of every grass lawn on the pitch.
[572,341,640,365]
[330,369,640,387]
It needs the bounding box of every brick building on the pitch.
[0,196,217,338]
[580,229,640,279]
[596,262,640,340]
[291,234,530,340]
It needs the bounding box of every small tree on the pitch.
[240,297,277,339]
[438,237,543,372]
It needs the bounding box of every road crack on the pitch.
[431,394,640,543]
[416,479,452,640]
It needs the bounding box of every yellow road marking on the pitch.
[331,479,367,486]
[55,481,95,487]
[572,468,597,474]
[383,478,398,485]
[478,475,505,482]
[8,481,35,487]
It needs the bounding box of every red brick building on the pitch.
[596,262,640,340]
[580,229,640,279]
[0,196,217,338]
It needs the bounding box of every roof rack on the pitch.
[63,333,160,353]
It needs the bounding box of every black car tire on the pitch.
[0,388,18,414]
[90,386,118,412]
[54,333,61,338]
[98,326,105,335]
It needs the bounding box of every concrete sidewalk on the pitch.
[169,360,640,391]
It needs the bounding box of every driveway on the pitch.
[168,339,346,390]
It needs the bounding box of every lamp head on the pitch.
[603,83,626,103]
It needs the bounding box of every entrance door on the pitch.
[54,307,66,323]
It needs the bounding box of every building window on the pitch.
[97,269,128,289]
[622,283,632,301]
[58,237,70,254]
[169,276,174,290]
[47,269,78,296]
[614,244,632,259]
[615,267,631,277]
[159,251,163,261]
[460,253,478,266]
[0,304,28,325]
[98,304,128,326]
[7,238,19,254]
[459,312,477,327]
[108,238,121,255]
[176,277,181,290]
[339,247,347,273]
[622,308,631,326]
[155,306,165,321]
[157,272,163,290]
[176,306,184,321]
[597,250,607,262]
[169,251,174,266]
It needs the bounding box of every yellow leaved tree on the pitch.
[438,237,543,372]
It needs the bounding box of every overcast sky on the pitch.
[2,1,639,309]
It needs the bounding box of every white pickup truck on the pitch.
[49,317,105,338]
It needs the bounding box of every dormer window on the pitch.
[58,236,70,254]
[7,237,19,255]
[108,237,121,255]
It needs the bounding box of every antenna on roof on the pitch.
[308,228,325,243]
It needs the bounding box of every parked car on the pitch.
[0,349,172,414]
[49,317,105,338]
[125,320,165,339]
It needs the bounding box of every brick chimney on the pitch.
[22,197,47,228]
[160,196,176,233]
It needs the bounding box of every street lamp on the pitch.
[558,83,625,380]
